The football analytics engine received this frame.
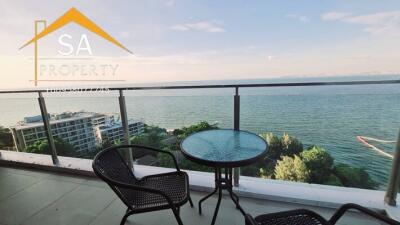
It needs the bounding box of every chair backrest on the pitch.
[92,147,137,186]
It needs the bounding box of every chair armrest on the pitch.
[329,203,400,225]
[115,144,181,171]
[244,214,258,225]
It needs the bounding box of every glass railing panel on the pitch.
[0,93,52,157]
[41,91,120,159]
[124,88,233,171]
[239,84,400,190]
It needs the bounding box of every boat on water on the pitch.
[357,136,394,159]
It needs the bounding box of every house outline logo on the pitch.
[20,7,132,86]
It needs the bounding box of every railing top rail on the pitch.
[0,79,399,94]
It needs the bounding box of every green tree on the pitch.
[130,125,167,149]
[169,121,218,151]
[323,174,343,186]
[301,146,333,183]
[281,133,303,156]
[275,155,310,182]
[157,121,218,172]
[0,126,13,148]
[25,137,75,157]
[173,121,217,137]
[260,133,303,160]
[333,164,378,189]
[260,133,282,160]
[257,133,304,179]
[258,163,276,179]
[241,164,263,177]
[156,151,213,172]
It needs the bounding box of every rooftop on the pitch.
[11,112,99,130]
[0,166,383,225]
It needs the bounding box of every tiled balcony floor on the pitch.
[0,166,382,225]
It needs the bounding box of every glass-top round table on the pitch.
[181,129,268,167]
[180,129,268,225]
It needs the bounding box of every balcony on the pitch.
[0,164,392,225]
[1,80,400,224]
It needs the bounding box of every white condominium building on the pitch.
[95,120,145,145]
[10,111,144,153]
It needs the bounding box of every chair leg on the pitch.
[120,211,131,225]
[189,196,194,208]
[171,207,184,225]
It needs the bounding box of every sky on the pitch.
[1,0,400,89]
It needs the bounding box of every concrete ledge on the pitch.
[0,150,399,221]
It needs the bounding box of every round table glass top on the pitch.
[181,129,268,167]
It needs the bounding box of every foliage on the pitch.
[301,146,333,183]
[128,121,218,172]
[281,133,303,157]
[173,121,217,137]
[260,133,283,160]
[257,133,304,179]
[333,164,378,189]
[323,174,343,186]
[260,133,303,160]
[100,138,113,149]
[21,120,379,190]
[275,155,310,182]
[0,126,13,148]
[156,151,213,172]
[241,163,262,177]
[169,121,218,151]
[257,158,277,179]
[130,125,167,149]
[25,137,75,157]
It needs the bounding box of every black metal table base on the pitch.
[198,167,245,225]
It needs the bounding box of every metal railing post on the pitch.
[38,92,59,165]
[233,87,240,187]
[385,129,400,206]
[119,90,134,170]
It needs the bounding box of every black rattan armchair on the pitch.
[245,203,400,225]
[92,145,194,225]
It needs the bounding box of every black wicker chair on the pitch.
[245,203,400,225]
[92,145,194,225]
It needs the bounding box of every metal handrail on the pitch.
[0,79,400,94]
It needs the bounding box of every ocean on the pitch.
[1,76,399,188]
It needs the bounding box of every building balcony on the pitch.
[1,80,400,225]
[0,150,399,225]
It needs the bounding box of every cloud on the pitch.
[286,14,310,22]
[321,11,400,36]
[171,21,225,32]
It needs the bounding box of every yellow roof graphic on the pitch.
[20,7,132,53]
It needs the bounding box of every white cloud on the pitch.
[171,21,225,33]
[286,14,310,22]
[321,11,400,36]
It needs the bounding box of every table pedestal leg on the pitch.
[199,188,217,214]
[198,167,245,225]
[211,187,223,225]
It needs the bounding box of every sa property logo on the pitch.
[20,7,132,87]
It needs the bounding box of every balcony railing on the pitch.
[0,79,399,206]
